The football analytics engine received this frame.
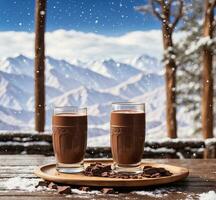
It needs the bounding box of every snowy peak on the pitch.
[89,58,141,81]
[0,54,33,76]
[50,86,125,107]
[108,73,164,98]
[100,59,141,81]
[0,54,164,112]
[130,54,162,74]
[0,77,30,111]
[45,57,117,90]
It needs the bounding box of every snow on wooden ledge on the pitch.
[0,132,214,158]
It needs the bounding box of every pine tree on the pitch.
[176,0,216,136]
[136,0,183,138]
[34,0,46,132]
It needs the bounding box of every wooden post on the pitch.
[201,0,215,139]
[162,20,177,139]
[34,0,46,132]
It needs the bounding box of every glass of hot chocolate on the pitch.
[52,106,87,173]
[111,102,145,174]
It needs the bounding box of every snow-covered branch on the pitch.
[163,46,177,64]
[170,0,184,31]
[185,37,216,55]
[150,0,164,21]
[134,1,164,21]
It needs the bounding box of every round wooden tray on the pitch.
[35,159,189,187]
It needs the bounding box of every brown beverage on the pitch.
[111,110,145,166]
[52,113,87,164]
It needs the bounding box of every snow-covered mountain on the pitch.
[49,86,125,107]
[0,55,34,76]
[87,59,141,81]
[0,54,193,143]
[0,72,31,110]
[129,54,163,74]
[106,73,164,98]
[46,57,117,90]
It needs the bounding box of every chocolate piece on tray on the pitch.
[84,163,173,179]
[150,172,161,178]
[143,167,160,175]
[101,172,110,177]
[91,166,102,176]
[84,162,112,177]
[142,173,152,178]
[143,166,173,178]
[143,166,153,169]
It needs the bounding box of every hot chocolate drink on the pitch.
[111,110,145,166]
[52,113,87,164]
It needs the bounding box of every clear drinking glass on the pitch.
[52,106,87,173]
[110,102,145,174]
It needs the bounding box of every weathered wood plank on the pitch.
[0,190,202,199]
[0,156,214,199]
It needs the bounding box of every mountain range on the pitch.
[0,54,193,144]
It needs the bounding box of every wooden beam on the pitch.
[34,0,46,132]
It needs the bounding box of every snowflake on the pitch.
[40,11,45,16]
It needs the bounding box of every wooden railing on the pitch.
[0,132,215,158]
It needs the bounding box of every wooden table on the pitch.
[0,155,215,200]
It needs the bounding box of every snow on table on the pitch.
[0,155,214,200]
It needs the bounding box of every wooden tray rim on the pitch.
[35,159,189,187]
